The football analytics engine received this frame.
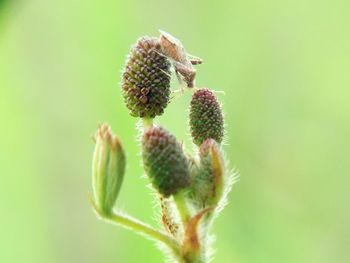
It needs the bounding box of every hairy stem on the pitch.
[107,212,179,250]
[173,191,191,225]
[90,201,180,258]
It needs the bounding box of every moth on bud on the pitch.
[142,126,191,197]
[190,139,225,208]
[92,124,126,215]
[189,88,224,146]
[121,36,171,118]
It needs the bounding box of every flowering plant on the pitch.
[89,31,236,263]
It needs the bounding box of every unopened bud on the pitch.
[142,126,190,197]
[92,124,126,215]
[189,88,224,146]
[121,36,171,118]
[190,139,225,207]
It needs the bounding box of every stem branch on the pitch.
[106,212,178,250]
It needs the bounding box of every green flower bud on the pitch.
[121,36,171,118]
[142,126,190,197]
[190,139,225,208]
[92,124,126,215]
[189,88,224,146]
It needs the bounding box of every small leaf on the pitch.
[182,206,214,262]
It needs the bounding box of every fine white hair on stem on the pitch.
[91,31,240,263]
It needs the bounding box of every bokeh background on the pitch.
[1,0,349,262]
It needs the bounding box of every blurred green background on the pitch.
[1,0,349,262]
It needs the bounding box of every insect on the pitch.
[158,30,203,88]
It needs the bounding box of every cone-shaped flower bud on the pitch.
[189,88,224,146]
[190,139,225,208]
[142,126,190,197]
[121,36,171,118]
[92,124,126,215]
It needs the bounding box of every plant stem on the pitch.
[107,212,179,250]
[173,191,191,225]
[90,201,180,257]
[142,117,153,128]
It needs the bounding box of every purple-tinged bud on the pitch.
[142,126,190,197]
[189,88,224,146]
[121,37,171,118]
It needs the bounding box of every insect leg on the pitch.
[187,53,203,65]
